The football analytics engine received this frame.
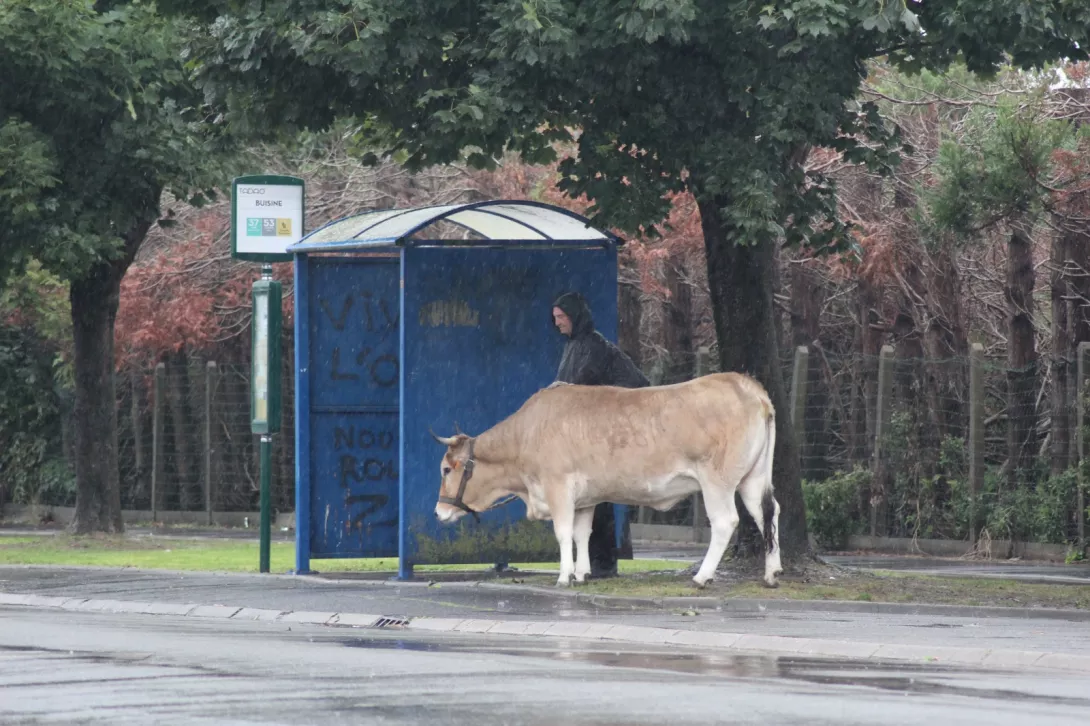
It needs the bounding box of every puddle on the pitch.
[341,636,1090,706]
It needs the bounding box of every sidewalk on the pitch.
[2,565,1089,674]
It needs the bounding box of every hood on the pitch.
[552,291,595,338]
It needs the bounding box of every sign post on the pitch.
[251,278,282,572]
[231,175,302,573]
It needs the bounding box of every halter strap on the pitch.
[438,439,480,522]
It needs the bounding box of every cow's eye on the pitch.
[442,467,452,476]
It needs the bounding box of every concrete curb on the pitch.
[3,591,1090,674]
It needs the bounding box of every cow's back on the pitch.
[512,373,772,492]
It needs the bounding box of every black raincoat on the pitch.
[553,292,650,389]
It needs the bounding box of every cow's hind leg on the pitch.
[573,507,594,584]
[738,412,783,588]
[692,480,740,588]
[738,478,783,588]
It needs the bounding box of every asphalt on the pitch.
[3,565,1090,675]
[3,529,1090,674]
[7,608,1089,725]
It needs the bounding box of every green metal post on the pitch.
[260,434,272,573]
[251,261,281,574]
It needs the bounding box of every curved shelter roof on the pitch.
[288,200,620,253]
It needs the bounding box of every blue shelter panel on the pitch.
[307,257,401,558]
[400,245,619,565]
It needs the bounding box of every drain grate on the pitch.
[371,616,410,629]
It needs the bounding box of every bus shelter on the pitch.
[289,200,626,578]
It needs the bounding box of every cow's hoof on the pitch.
[692,576,711,589]
[556,576,572,588]
[762,576,780,589]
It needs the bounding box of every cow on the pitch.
[431,372,783,589]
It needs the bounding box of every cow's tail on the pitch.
[758,398,777,555]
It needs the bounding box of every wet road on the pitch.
[1,607,1087,725]
[4,567,1090,658]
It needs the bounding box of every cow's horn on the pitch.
[428,427,458,446]
[453,421,464,436]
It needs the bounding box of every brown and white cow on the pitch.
[431,372,783,588]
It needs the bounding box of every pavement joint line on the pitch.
[4,591,1090,674]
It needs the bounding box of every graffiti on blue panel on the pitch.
[333,423,398,531]
[318,292,400,389]
[307,260,401,557]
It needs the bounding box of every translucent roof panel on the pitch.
[476,203,606,241]
[445,209,547,240]
[354,204,465,243]
[301,208,416,246]
[289,200,619,253]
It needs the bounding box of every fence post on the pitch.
[205,361,217,526]
[1078,343,1089,555]
[689,347,712,542]
[130,372,144,492]
[871,345,895,537]
[790,345,809,452]
[151,362,165,523]
[968,343,985,544]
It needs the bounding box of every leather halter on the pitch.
[438,439,480,522]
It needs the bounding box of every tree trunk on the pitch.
[1057,89,1090,475]
[1050,226,1071,476]
[854,278,884,466]
[897,252,947,516]
[167,349,198,510]
[69,265,126,534]
[68,216,154,534]
[129,373,147,509]
[923,245,968,439]
[697,195,809,561]
[618,266,643,369]
[1006,223,1038,488]
[663,256,695,383]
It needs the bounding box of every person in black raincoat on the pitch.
[551,291,649,578]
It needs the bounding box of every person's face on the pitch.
[552,306,573,336]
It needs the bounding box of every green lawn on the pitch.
[5,533,1083,611]
[0,534,684,575]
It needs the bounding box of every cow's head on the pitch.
[431,427,485,524]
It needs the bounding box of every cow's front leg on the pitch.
[572,507,594,584]
[550,498,577,587]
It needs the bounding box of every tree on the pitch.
[928,97,1072,479]
[0,0,223,533]
[165,0,1089,561]
[927,92,1085,488]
